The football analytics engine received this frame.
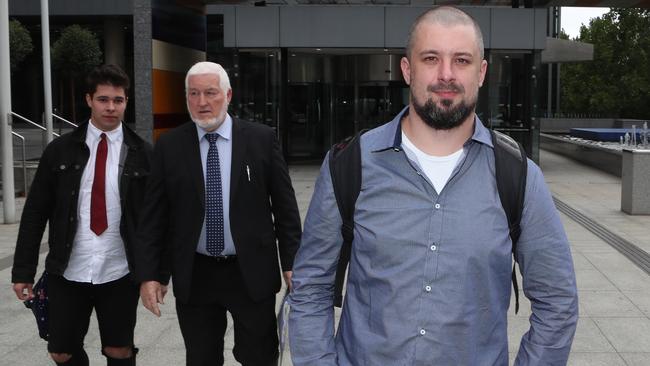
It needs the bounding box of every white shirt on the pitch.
[401,132,464,194]
[63,121,129,284]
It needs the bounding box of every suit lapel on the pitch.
[183,123,205,208]
[230,119,247,201]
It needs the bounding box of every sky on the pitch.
[561,7,610,39]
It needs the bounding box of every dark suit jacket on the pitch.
[134,119,301,303]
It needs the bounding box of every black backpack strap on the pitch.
[329,131,365,308]
[491,130,527,313]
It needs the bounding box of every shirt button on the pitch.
[430,244,437,251]
[434,203,441,209]
[425,285,432,292]
[420,329,426,336]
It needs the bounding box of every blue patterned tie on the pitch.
[205,133,224,256]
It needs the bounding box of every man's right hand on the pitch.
[140,280,165,317]
[13,283,34,301]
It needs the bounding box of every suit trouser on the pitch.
[176,254,279,366]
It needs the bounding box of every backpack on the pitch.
[328,129,527,313]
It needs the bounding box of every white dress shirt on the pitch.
[63,121,129,284]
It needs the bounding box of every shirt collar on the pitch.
[87,119,123,143]
[375,106,493,151]
[196,113,233,142]
[470,114,493,148]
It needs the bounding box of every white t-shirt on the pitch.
[402,132,464,194]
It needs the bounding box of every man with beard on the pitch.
[134,61,301,366]
[289,6,578,366]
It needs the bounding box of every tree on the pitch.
[9,20,33,71]
[51,24,102,121]
[560,9,650,119]
[558,29,570,40]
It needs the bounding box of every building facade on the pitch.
[8,0,623,162]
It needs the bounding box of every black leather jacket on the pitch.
[12,122,152,284]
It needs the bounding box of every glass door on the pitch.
[286,82,328,160]
[220,49,281,133]
[483,51,534,156]
[358,82,409,131]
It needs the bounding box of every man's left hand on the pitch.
[282,271,293,292]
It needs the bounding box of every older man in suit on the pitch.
[134,61,301,366]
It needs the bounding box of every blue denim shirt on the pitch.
[289,107,578,366]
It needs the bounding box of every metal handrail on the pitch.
[52,113,77,135]
[11,131,27,195]
[10,111,60,137]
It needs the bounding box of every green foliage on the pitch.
[561,9,650,119]
[9,20,33,71]
[51,25,103,121]
[51,24,102,77]
[558,29,570,40]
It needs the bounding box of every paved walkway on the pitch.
[1,150,649,365]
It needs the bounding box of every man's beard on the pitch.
[411,85,476,130]
[189,103,229,131]
[192,116,221,131]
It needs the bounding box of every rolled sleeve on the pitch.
[289,155,342,366]
[514,161,579,366]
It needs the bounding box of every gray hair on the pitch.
[405,6,485,61]
[185,61,231,93]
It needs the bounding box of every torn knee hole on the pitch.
[102,346,133,359]
[50,353,72,363]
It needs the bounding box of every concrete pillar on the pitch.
[0,0,16,223]
[621,149,650,215]
[41,0,53,144]
[133,0,153,143]
[104,17,125,68]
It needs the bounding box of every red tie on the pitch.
[90,133,108,235]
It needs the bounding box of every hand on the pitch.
[13,283,34,301]
[140,281,165,317]
[282,271,293,292]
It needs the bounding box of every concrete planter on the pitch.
[540,133,621,177]
[621,149,650,215]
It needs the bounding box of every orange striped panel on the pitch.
[152,69,187,115]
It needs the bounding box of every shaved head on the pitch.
[406,6,485,61]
